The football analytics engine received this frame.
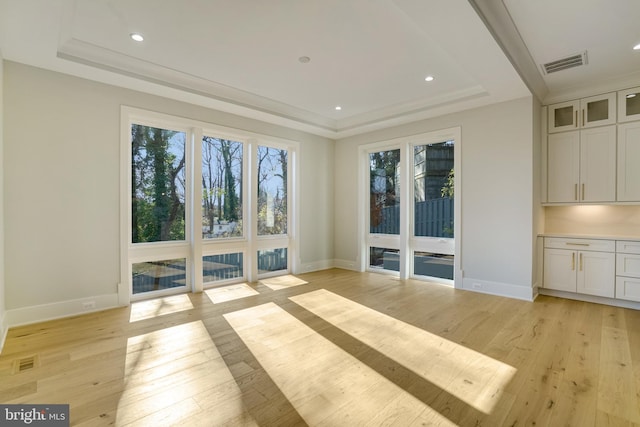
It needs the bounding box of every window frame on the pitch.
[120,106,299,303]
[358,128,461,286]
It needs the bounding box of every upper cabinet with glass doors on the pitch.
[548,92,616,133]
[618,86,640,123]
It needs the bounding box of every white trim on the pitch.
[334,259,359,271]
[192,128,204,293]
[5,293,120,328]
[299,259,335,273]
[120,106,299,300]
[539,288,640,310]
[358,127,462,286]
[0,312,8,353]
[462,277,536,301]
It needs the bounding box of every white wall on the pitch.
[335,96,536,300]
[3,62,334,324]
[0,56,7,345]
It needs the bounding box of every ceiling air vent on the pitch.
[541,51,588,75]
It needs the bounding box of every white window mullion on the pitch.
[247,139,257,282]
[192,128,203,293]
[399,145,411,279]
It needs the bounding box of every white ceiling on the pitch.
[1,0,639,138]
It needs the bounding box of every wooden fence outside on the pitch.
[370,197,454,237]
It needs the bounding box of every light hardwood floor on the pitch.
[1,269,639,426]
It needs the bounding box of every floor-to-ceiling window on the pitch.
[121,108,297,300]
[361,128,460,285]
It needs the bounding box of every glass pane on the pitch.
[132,258,186,294]
[414,141,454,238]
[202,137,243,239]
[414,252,454,280]
[586,99,609,122]
[257,248,287,274]
[131,124,186,243]
[626,93,640,116]
[203,253,243,283]
[257,146,288,236]
[369,247,399,272]
[554,105,574,127]
[370,149,400,234]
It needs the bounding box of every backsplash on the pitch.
[545,205,640,237]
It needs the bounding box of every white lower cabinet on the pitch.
[615,241,640,302]
[543,238,615,298]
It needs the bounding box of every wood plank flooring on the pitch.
[1,269,639,426]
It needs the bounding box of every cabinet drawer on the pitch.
[544,237,614,252]
[616,240,640,254]
[615,276,640,302]
[616,253,640,278]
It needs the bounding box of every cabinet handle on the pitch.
[579,253,583,271]
[575,110,578,128]
[582,109,585,126]
[572,253,575,270]
[566,243,589,246]
[574,183,578,201]
[582,183,585,200]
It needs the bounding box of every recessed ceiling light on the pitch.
[335,106,342,111]
[628,93,637,98]
[425,75,434,82]
[634,43,640,50]
[130,33,144,42]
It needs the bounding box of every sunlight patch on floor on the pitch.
[129,294,194,322]
[224,303,456,426]
[205,283,259,304]
[259,274,308,291]
[289,289,517,414]
[117,321,257,426]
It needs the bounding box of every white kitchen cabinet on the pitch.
[543,238,615,298]
[617,121,640,201]
[576,250,615,297]
[617,86,640,123]
[543,248,578,292]
[547,125,616,203]
[615,241,640,302]
[548,92,616,133]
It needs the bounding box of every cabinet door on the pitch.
[617,87,640,123]
[577,251,615,297]
[615,277,640,302]
[543,248,576,292]
[580,126,616,202]
[547,132,580,202]
[580,93,616,128]
[617,121,640,201]
[548,100,579,133]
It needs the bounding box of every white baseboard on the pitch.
[5,293,121,328]
[333,259,359,271]
[298,259,335,274]
[0,311,8,353]
[539,288,640,310]
[462,277,535,302]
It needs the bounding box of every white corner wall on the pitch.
[335,96,536,300]
[0,56,7,347]
[3,62,334,327]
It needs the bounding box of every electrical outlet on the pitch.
[472,282,482,290]
[82,301,96,310]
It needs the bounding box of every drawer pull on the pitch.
[580,253,583,271]
[566,243,590,246]
[572,253,575,270]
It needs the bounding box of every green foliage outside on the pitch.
[131,124,186,243]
